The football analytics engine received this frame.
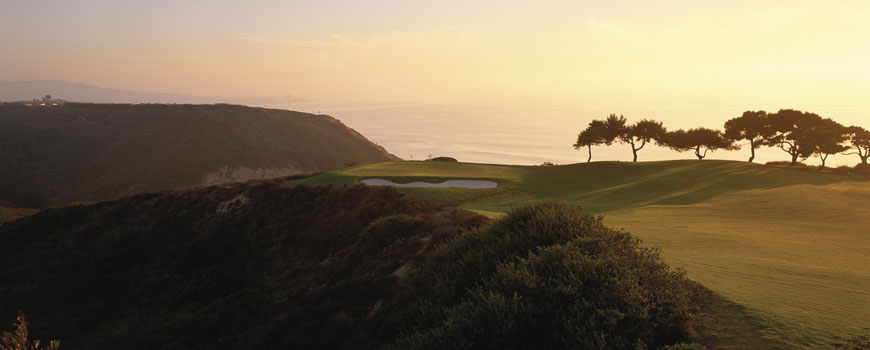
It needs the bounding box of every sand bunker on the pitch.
[361,179,497,189]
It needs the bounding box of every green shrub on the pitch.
[1,312,60,350]
[358,214,424,253]
[426,157,458,162]
[381,203,697,350]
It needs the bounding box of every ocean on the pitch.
[271,101,855,168]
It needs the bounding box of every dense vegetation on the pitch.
[0,103,398,209]
[575,109,868,167]
[0,176,705,349]
[0,179,479,349]
[379,203,699,350]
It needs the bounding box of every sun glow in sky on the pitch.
[2,0,869,125]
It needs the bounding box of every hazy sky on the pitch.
[2,1,868,125]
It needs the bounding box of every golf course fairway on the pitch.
[297,160,870,349]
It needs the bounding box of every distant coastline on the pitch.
[0,80,309,105]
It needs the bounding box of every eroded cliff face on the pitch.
[201,166,303,186]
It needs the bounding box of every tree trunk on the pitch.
[630,139,641,162]
[587,145,592,163]
[791,152,799,166]
[749,141,756,163]
[820,154,828,168]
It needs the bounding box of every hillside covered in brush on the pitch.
[0,178,707,350]
[0,103,399,208]
[0,180,487,349]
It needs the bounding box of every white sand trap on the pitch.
[361,178,498,188]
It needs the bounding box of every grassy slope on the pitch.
[297,160,870,349]
[0,103,399,209]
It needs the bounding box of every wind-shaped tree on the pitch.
[664,128,737,160]
[615,118,666,162]
[808,119,850,168]
[765,109,825,166]
[573,120,611,163]
[845,126,870,166]
[724,111,769,162]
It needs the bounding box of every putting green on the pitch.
[296,160,870,349]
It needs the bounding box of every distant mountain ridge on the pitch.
[0,80,308,105]
[0,103,400,208]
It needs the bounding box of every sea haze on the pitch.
[275,101,854,167]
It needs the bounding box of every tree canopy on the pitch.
[573,120,611,163]
[664,128,736,160]
[807,118,850,168]
[845,126,870,165]
[573,109,867,167]
[724,111,768,162]
[617,119,666,162]
[764,109,825,166]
